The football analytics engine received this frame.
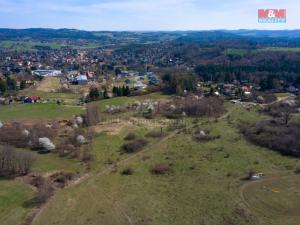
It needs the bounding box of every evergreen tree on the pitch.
[124,86,130,96]
[103,88,108,99]
[20,80,26,90]
[121,85,126,96]
[112,86,117,96]
[6,77,16,91]
[0,78,7,94]
[89,87,100,101]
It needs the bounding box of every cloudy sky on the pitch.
[0,0,299,30]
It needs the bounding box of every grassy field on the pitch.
[0,40,102,51]
[28,90,82,105]
[0,180,34,225]
[0,103,84,122]
[226,47,300,56]
[0,40,66,51]
[226,48,250,56]
[260,47,300,52]
[97,92,170,111]
[32,102,300,225]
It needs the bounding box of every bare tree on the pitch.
[281,107,292,125]
[0,146,34,177]
[86,102,100,126]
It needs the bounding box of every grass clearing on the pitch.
[0,103,84,122]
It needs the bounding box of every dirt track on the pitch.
[239,175,300,219]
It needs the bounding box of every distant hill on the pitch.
[1,28,300,47]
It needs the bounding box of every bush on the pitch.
[239,120,300,157]
[295,167,300,174]
[151,164,171,175]
[121,168,134,175]
[122,139,148,153]
[145,131,164,138]
[32,178,53,205]
[24,175,54,207]
[124,133,137,141]
[193,130,220,142]
[50,172,75,188]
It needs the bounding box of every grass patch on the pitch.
[0,103,84,122]
[31,151,83,174]
[260,47,300,52]
[0,180,34,225]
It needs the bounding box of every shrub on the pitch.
[295,167,300,174]
[50,172,75,188]
[193,133,213,142]
[124,133,137,141]
[121,168,134,175]
[32,178,53,205]
[239,120,300,157]
[145,131,164,138]
[193,130,220,142]
[122,139,148,153]
[151,164,171,175]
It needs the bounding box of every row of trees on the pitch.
[88,86,131,102]
[0,146,34,177]
[112,86,131,97]
[88,87,109,101]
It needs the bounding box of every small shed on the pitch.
[125,79,131,84]
[134,81,146,90]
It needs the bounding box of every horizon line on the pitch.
[1,27,300,32]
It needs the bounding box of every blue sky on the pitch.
[0,0,299,30]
